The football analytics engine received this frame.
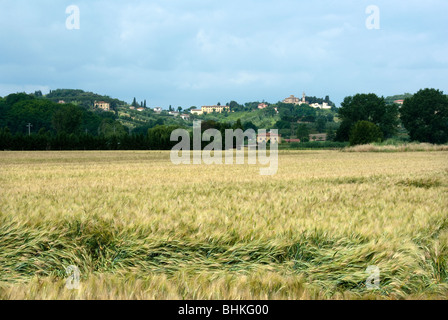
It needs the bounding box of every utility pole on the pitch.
[26,123,33,136]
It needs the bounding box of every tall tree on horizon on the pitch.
[335,93,399,141]
[400,88,448,144]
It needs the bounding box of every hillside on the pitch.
[1,89,341,140]
[45,89,129,110]
[0,92,125,137]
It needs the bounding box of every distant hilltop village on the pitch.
[127,92,332,114]
[283,92,332,109]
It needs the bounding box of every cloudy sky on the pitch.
[0,0,447,108]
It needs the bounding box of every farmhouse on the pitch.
[94,101,110,111]
[258,103,268,109]
[201,105,230,113]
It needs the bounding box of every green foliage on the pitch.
[316,116,327,133]
[336,93,399,141]
[46,89,126,110]
[5,92,34,106]
[243,121,258,131]
[2,98,57,134]
[229,101,244,112]
[0,93,137,150]
[282,141,349,149]
[274,120,290,130]
[52,104,83,134]
[400,88,448,144]
[147,125,182,150]
[278,103,317,123]
[296,124,310,142]
[384,93,413,105]
[326,128,336,142]
[335,120,352,142]
[349,121,383,146]
[99,119,127,138]
[33,90,43,97]
[232,119,244,130]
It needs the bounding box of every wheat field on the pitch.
[0,150,447,300]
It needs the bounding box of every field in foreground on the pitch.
[0,150,447,300]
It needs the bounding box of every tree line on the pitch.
[335,88,448,145]
[0,128,176,151]
[0,93,182,150]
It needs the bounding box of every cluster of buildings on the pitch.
[128,105,230,117]
[126,91,331,116]
[282,93,331,109]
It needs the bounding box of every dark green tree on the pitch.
[147,125,180,150]
[296,124,310,142]
[316,116,327,133]
[400,88,448,144]
[229,101,243,112]
[99,118,127,138]
[326,128,336,141]
[243,121,258,132]
[232,119,244,130]
[52,104,83,134]
[335,93,399,141]
[349,121,383,146]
